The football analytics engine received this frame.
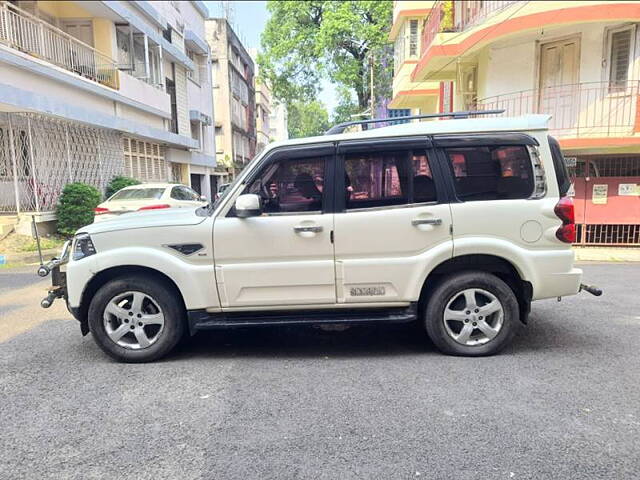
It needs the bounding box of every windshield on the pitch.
[109,188,165,201]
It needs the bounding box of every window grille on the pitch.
[409,20,419,57]
[123,137,168,182]
[609,28,633,90]
[0,112,123,213]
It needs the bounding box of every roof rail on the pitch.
[324,109,505,135]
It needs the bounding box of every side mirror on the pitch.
[235,193,262,218]
[199,195,207,202]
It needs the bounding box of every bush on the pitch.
[56,183,102,237]
[105,175,140,198]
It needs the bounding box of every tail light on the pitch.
[554,196,576,243]
[138,204,171,211]
[94,207,109,215]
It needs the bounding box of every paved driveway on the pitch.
[1,263,639,479]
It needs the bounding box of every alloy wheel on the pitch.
[442,288,504,346]
[103,291,165,350]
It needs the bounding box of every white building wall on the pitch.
[478,22,640,100]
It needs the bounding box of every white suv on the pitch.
[39,114,596,363]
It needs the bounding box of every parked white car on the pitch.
[93,183,207,222]
[39,113,601,363]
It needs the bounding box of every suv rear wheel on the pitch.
[424,271,520,356]
[88,275,185,363]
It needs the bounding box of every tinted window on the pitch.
[445,145,534,201]
[247,157,325,213]
[344,150,437,210]
[110,188,165,200]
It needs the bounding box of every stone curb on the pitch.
[574,247,640,263]
[0,248,61,265]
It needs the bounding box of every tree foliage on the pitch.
[259,1,393,111]
[56,183,101,237]
[287,100,330,139]
[105,176,140,199]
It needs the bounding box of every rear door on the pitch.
[435,134,552,253]
[332,137,453,304]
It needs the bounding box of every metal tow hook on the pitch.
[580,283,603,297]
[41,287,63,309]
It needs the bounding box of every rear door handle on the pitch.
[294,225,323,233]
[411,218,442,226]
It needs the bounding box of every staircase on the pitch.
[0,215,17,241]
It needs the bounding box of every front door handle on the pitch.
[294,225,323,233]
[411,218,442,226]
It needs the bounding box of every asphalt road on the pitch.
[1,263,639,479]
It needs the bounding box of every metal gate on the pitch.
[0,112,123,213]
[571,155,640,245]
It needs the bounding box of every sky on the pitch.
[203,0,338,113]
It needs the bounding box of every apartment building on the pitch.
[268,102,288,143]
[206,17,256,181]
[249,49,272,155]
[388,1,441,115]
[392,0,640,246]
[0,0,216,232]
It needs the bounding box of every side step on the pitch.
[187,303,418,334]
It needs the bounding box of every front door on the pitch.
[333,139,453,304]
[213,145,336,308]
[538,37,580,131]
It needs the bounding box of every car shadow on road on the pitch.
[166,315,597,362]
[172,322,437,361]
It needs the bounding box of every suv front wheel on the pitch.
[88,275,185,363]
[425,271,520,356]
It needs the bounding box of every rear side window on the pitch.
[171,186,199,201]
[548,136,571,196]
[444,145,534,201]
[344,150,437,209]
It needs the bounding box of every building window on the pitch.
[123,137,168,182]
[163,26,172,43]
[186,49,200,84]
[608,26,634,90]
[190,121,202,151]
[409,19,419,57]
[393,29,405,72]
[388,109,411,125]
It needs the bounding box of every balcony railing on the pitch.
[454,0,521,31]
[421,0,521,55]
[477,81,640,138]
[0,1,119,89]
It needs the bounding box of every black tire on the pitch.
[88,275,185,363]
[424,271,520,357]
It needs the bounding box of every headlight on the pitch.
[72,234,97,261]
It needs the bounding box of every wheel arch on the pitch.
[418,254,533,324]
[74,265,187,334]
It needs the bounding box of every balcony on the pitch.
[0,2,119,89]
[477,81,640,139]
[421,1,520,55]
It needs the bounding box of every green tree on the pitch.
[287,100,330,138]
[56,183,101,237]
[331,87,362,125]
[105,176,140,199]
[259,1,393,111]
